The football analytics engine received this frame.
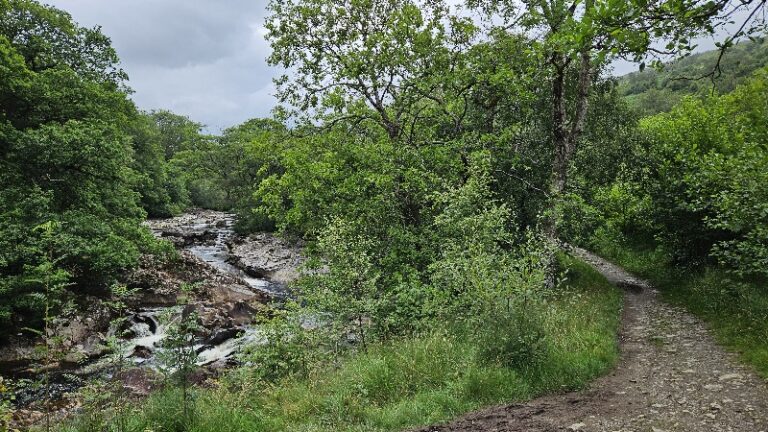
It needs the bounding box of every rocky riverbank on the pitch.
[227,232,304,285]
[146,209,304,292]
[3,209,304,427]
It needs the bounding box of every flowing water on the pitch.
[112,307,266,369]
[4,212,274,407]
[184,214,276,295]
[120,212,273,368]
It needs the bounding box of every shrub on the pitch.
[476,301,549,370]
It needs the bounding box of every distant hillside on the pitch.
[617,37,768,116]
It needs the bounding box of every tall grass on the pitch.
[59,257,621,432]
[593,238,768,378]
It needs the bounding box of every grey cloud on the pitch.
[46,0,279,131]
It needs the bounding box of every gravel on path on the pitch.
[413,248,768,432]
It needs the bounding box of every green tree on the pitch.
[150,110,205,160]
[469,0,766,248]
[26,221,70,432]
[0,0,170,336]
[266,0,478,143]
[638,70,768,275]
[0,0,126,85]
[158,302,201,431]
[171,117,286,229]
[300,217,382,351]
[126,112,190,217]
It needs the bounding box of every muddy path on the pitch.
[414,248,768,432]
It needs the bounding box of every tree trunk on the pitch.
[545,37,594,286]
[547,57,569,239]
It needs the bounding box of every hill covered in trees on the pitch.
[617,36,768,115]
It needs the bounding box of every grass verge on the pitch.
[60,256,621,432]
[593,239,768,379]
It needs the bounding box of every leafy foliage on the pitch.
[0,0,175,336]
[157,304,201,429]
[618,37,768,116]
[127,112,191,217]
[637,70,768,275]
[172,118,286,231]
[62,258,622,432]
[4,0,766,430]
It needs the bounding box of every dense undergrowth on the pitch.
[59,256,621,432]
[592,238,768,379]
[570,66,768,381]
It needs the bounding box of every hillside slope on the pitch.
[618,37,768,115]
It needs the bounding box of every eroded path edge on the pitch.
[414,248,768,432]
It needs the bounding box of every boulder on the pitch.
[227,232,304,285]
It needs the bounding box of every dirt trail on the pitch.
[415,248,768,432]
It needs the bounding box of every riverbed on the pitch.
[119,211,288,369]
[3,210,302,423]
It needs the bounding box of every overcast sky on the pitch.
[46,1,749,132]
[47,0,276,132]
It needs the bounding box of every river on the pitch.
[119,211,282,369]
[5,210,289,412]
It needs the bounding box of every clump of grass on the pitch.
[594,238,768,378]
[59,257,621,432]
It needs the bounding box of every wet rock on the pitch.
[207,357,237,370]
[4,210,283,424]
[0,341,41,375]
[123,250,269,310]
[54,296,112,350]
[118,368,163,397]
[13,375,83,407]
[205,328,244,346]
[132,345,153,359]
[80,334,109,358]
[227,232,304,285]
[61,351,88,366]
[156,229,216,247]
[145,209,233,246]
[142,314,159,333]
[188,368,215,386]
[198,305,232,329]
[229,301,258,326]
[0,296,113,378]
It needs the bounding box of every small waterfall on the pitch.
[129,313,158,338]
[184,214,279,295]
[127,212,276,368]
[104,308,172,367]
[4,211,280,410]
[109,307,267,369]
[195,327,266,366]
